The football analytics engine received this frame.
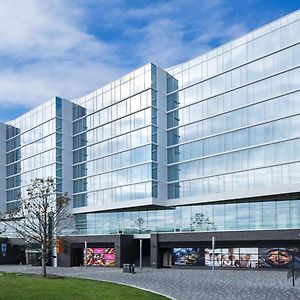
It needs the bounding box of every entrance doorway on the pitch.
[134,239,151,267]
[72,248,83,266]
[142,239,150,266]
[26,251,41,266]
[162,250,172,267]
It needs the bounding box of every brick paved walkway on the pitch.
[0,265,299,300]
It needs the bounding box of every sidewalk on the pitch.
[0,265,299,300]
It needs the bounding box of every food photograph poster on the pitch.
[85,248,116,267]
[173,247,300,269]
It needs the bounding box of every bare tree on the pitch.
[0,177,72,277]
[0,226,5,236]
[134,217,145,233]
[190,212,216,231]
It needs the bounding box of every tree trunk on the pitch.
[25,251,29,266]
[41,250,47,277]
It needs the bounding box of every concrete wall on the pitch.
[150,233,160,268]
[61,98,73,198]
[60,98,75,235]
[156,229,300,243]
[155,66,168,206]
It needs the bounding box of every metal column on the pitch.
[212,236,215,272]
[139,239,142,271]
[84,241,87,269]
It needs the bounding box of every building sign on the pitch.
[85,248,116,267]
[1,243,7,256]
[56,239,64,254]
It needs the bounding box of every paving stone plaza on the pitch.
[0,265,299,300]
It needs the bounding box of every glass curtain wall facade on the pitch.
[5,98,63,211]
[75,10,300,235]
[1,10,300,240]
[167,14,300,201]
[75,197,300,235]
[72,63,158,210]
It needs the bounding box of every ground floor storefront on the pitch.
[56,229,300,270]
[152,230,300,270]
[58,235,138,268]
[0,238,25,265]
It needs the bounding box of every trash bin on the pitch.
[123,264,131,273]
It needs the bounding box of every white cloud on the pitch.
[0,0,128,109]
[112,0,250,68]
[0,61,125,107]
[0,0,112,61]
[128,18,186,67]
[0,0,269,113]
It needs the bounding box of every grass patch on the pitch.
[0,272,167,300]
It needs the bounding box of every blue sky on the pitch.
[0,0,299,122]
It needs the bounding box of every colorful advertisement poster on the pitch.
[205,248,223,267]
[173,247,300,269]
[205,248,258,268]
[239,248,259,268]
[258,248,300,269]
[85,248,116,267]
[173,248,204,266]
[93,248,104,254]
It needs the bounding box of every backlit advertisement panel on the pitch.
[173,248,205,266]
[85,248,116,267]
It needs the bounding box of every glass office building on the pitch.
[1,10,300,269]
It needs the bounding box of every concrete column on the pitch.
[150,233,159,268]
[114,236,122,268]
